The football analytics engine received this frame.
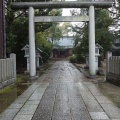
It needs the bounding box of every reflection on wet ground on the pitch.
[0,62,53,114]
[75,61,120,109]
[98,82,120,108]
[0,83,29,114]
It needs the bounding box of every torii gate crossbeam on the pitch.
[11,1,113,79]
[11,1,113,9]
[34,16,89,22]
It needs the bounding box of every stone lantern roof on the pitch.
[21,44,42,58]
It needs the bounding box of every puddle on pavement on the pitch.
[0,62,53,114]
[0,76,30,114]
[98,82,120,108]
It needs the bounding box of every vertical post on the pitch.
[106,51,112,73]
[36,57,40,68]
[89,6,96,76]
[10,53,16,80]
[95,56,98,71]
[106,51,112,81]
[27,57,30,72]
[29,7,36,79]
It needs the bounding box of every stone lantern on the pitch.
[95,43,102,71]
[85,43,102,72]
[21,45,42,73]
[36,48,42,68]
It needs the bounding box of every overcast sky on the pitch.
[62,0,76,16]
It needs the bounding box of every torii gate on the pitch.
[11,1,113,79]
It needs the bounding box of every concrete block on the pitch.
[18,104,38,115]
[101,103,120,119]
[25,100,40,105]
[0,108,19,120]
[80,91,103,112]
[14,98,28,104]
[13,114,33,120]
[9,103,23,109]
[95,96,112,104]
[89,112,109,119]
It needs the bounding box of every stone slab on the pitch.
[19,84,40,98]
[84,82,103,96]
[9,103,23,109]
[72,114,91,120]
[95,96,112,104]
[28,83,49,101]
[32,84,57,120]
[77,82,89,92]
[52,115,71,120]
[0,108,19,120]
[112,119,120,120]
[14,97,28,104]
[89,112,109,119]
[80,91,103,112]
[18,104,38,115]
[13,114,33,120]
[101,103,120,119]
[29,92,43,100]
[25,100,40,105]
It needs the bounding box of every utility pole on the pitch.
[0,0,6,59]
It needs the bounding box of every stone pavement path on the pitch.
[32,61,91,120]
[1,61,120,120]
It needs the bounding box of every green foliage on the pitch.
[45,23,62,44]
[5,0,62,67]
[95,10,114,53]
[59,22,72,36]
[35,32,52,63]
[72,9,114,62]
[69,54,85,63]
[69,56,76,63]
[35,9,62,32]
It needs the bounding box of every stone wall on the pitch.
[0,54,16,89]
[106,52,120,85]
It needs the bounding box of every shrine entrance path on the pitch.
[1,61,120,120]
[32,61,91,120]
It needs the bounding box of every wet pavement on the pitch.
[0,83,30,114]
[1,61,120,120]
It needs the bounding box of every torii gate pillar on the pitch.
[29,7,36,79]
[28,5,96,77]
[89,5,96,76]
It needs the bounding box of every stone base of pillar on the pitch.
[88,75,98,79]
[24,71,29,74]
[29,75,39,80]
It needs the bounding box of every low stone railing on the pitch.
[0,54,16,89]
[106,52,120,85]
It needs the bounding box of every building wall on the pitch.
[0,0,5,59]
[52,36,73,58]
[53,49,72,58]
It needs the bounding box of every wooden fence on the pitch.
[0,54,16,89]
[106,52,120,85]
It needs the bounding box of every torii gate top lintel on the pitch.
[11,1,113,9]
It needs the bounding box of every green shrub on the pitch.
[69,54,85,63]
[76,54,85,63]
[69,56,76,63]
